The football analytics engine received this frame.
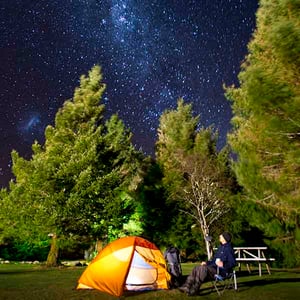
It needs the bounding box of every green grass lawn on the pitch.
[1,263,300,299]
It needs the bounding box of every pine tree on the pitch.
[226,0,300,266]
[3,66,143,266]
[156,99,236,259]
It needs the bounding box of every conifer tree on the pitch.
[156,99,236,259]
[226,0,300,265]
[2,66,143,266]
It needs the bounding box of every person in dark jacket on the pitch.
[179,232,236,296]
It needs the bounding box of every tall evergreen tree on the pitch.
[226,0,300,266]
[156,99,199,197]
[2,66,143,266]
[156,99,236,259]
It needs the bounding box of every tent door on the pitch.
[125,250,158,291]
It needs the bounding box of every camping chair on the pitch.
[213,268,237,295]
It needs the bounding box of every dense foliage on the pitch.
[156,99,237,259]
[226,0,300,266]
[0,66,144,265]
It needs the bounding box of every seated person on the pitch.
[179,232,236,296]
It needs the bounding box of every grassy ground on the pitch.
[0,263,300,300]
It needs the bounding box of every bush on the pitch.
[0,240,49,261]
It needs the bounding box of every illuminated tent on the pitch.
[77,236,171,297]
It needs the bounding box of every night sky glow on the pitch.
[0,0,258,187]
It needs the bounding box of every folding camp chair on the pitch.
[213,269,237,295]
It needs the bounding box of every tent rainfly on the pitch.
[77,236,171,297]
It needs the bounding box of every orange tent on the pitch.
[77,236,171,297]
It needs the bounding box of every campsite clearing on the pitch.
[0,263,300,299]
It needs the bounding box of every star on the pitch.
[0,0,258,187]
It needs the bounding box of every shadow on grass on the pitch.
[0,265,82,275]
[0,268,42,275]
[237,277,300,288]
[178,270,300,297]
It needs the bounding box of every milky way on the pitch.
[0,0,258,187]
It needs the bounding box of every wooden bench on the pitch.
[234,247,275,276]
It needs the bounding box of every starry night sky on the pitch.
[0,0,258,188]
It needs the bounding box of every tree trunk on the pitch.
[205,238,213,260]
[46,233,59,267]
[95,239,103,253]
[201,226,213,260]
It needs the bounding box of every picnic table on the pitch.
[234,247,275,276]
